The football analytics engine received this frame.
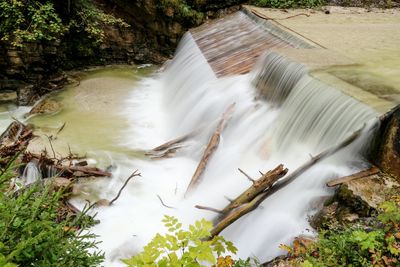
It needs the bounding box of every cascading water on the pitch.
[251,52,308,104]
[16,161,41,188]
[84,33,378,265]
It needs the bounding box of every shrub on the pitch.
[159,0,204,25]
[122,215,257,267]
[69,0,129,44]
[283,200,400,266]
[0,0,65,46]
[0,158,104,266]
[0,0,129,47]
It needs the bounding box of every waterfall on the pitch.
[89,32,379,265]
[16,161,41,187]
[251,51,308,104]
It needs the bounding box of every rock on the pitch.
[292,236,315,256]
[6,51,19,57]
[72,171,86,177]
[28,98,61,116]
[310,201,340,229]
[0,90,18,104]
[6,68,22,76]
[338,172,399,211]
[263,236,315,266]
[17,84,36,105]
[375,107,400,180]
[311,171,400,230]
[8,54,24,67]
[95,199,111,207]
[52,177,72,189]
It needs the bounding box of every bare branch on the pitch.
[238,168,255,183]
[195,205,223,214]
[109,170,141,205]
[157,194,175,209]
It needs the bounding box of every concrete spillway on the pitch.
[189,7,399,114]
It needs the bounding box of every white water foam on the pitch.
[86,33,378,265]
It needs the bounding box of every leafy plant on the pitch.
[0,157,104,266]
[159,0,204,25]
[122,215,241,266]
[282,200,400,266]
[69,0,129,44]
[0,0,129,47]
[0,0,65,46]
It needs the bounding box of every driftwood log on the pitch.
[326,166,380,187]
[219,164,288,215]
[145,133,194,159]
[152,133,193,152]
[197,164,288,236]
[24,152,112,178]
[55,165,112,177]
[0,121,33,160]
[185,103,236,196]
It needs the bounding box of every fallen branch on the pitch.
[220,164,288,215]
[185,103,236,196]
[55,165,112,177]
[109,170,141,205]
[46,135,56,159]
[146,127,203,159]
[195,205,223,214]
[152,133,194,152]
[145,144,184,159]
[326,166,380,187]
[238,168,255,183]
[56,122,66,136]
[0,121,34,159]
[157,194,175,209]
[23,151,111,179]
[210,191,268,237]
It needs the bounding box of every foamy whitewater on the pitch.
[81,33,378,265]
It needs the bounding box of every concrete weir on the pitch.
[189,6,399,115]
[189,6,400,181]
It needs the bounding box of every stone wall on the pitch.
[0,41,61,105]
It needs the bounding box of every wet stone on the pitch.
[28,98,61,116]
[0,90,18,104]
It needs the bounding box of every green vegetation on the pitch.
[0,0,64,46]
[69,0,129,44]
[250,0,325,8]
[0,158,104,266]
[0,0,128,47]
[283,200,400,266]
[159,0,204,25]
[122,215,256,267]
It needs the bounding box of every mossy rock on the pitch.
[28,98,61,116]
